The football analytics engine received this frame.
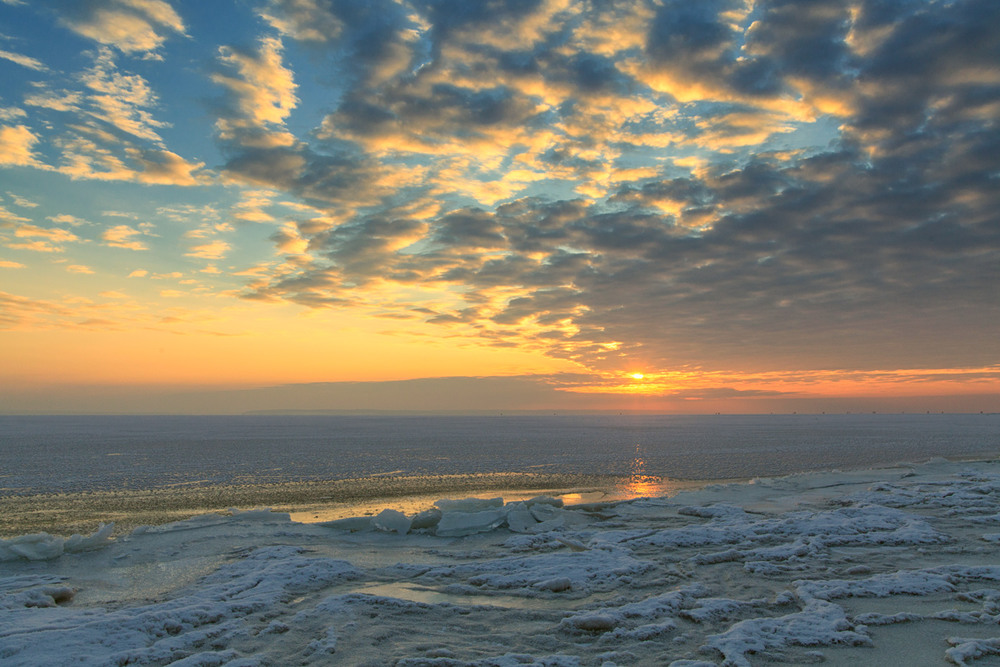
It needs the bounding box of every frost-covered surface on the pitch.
[4,460,1000,665]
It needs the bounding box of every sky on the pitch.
[1,0,998,414]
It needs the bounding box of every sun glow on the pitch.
[630,372,645,380]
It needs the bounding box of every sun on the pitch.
[630,372,645,380]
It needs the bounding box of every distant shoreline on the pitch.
[2,410,997,416]
[6,455,1000,539]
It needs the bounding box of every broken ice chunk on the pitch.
[435,509,508,537]
[373,509,411,534]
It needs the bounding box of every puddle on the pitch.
[287,478,710,525]
[286,487,615,524]
[349,581,589,610]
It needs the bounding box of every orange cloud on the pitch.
[0,125,43,167]
[103,225,149,250]
[186,240,231,260]
[58,0,186,56]
[66,264,95,274]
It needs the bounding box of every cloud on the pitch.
[8,223,80,255]
[0,124,42,167]
[54,134,206,184]
[55,0,186,56]
[23,86,83,113]
[269,222,308,254]
[272,0,768,212]
[231,190,277,223]
[245,97,999,374]
[185,240,230,260]
[66,264,95,274]
[5,240,64,253]
[258,0,344,43]
[127,147,206,185]
[0,290,75,329]
[262,0,428,85]
[0,259,25,268]
[80,47,167,143]
[18,47,207,184]
[0,48,47,71]
[845,0,1000,152]
[7,0,987,382]
[0,286,212,333]
[48,214,90,226]
[209,37,384,206]
[0,203,31,224]
[6,192,37,207]
[102,224,149,250]
[0,106,27,121]
[156,204,223,230]
[212,36,298,141]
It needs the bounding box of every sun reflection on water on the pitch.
[620,443,661,498]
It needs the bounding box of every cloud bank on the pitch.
[232,0,1000,377]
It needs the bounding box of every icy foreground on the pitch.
[4,460,1000,665]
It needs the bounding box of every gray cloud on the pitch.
[744,0,853,82]
[645,0,784,98]
[233,0,1000,376]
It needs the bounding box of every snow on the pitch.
[3,459,1000,665]
[946,637,1000,666]
[701,599,872,667]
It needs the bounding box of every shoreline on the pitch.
[4,455,998,539]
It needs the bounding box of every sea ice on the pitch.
[701,599,871,667]
[434,507,508,537]
[4,459,1000,665]
[946,636,1000,666]
[0,523,113,562]
[0,545,361,665]
[506,505,539,533]
[373,508,412,534]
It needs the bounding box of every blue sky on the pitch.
[1,0,999,413]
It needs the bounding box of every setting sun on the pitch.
[630,373,645,380]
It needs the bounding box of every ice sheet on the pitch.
[4,459,1000,665]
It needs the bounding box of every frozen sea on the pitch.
[3,414,1000,665]
[3,413,1000,494]
[2,413,999,536]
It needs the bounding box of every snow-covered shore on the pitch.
[3,458,1000,665]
